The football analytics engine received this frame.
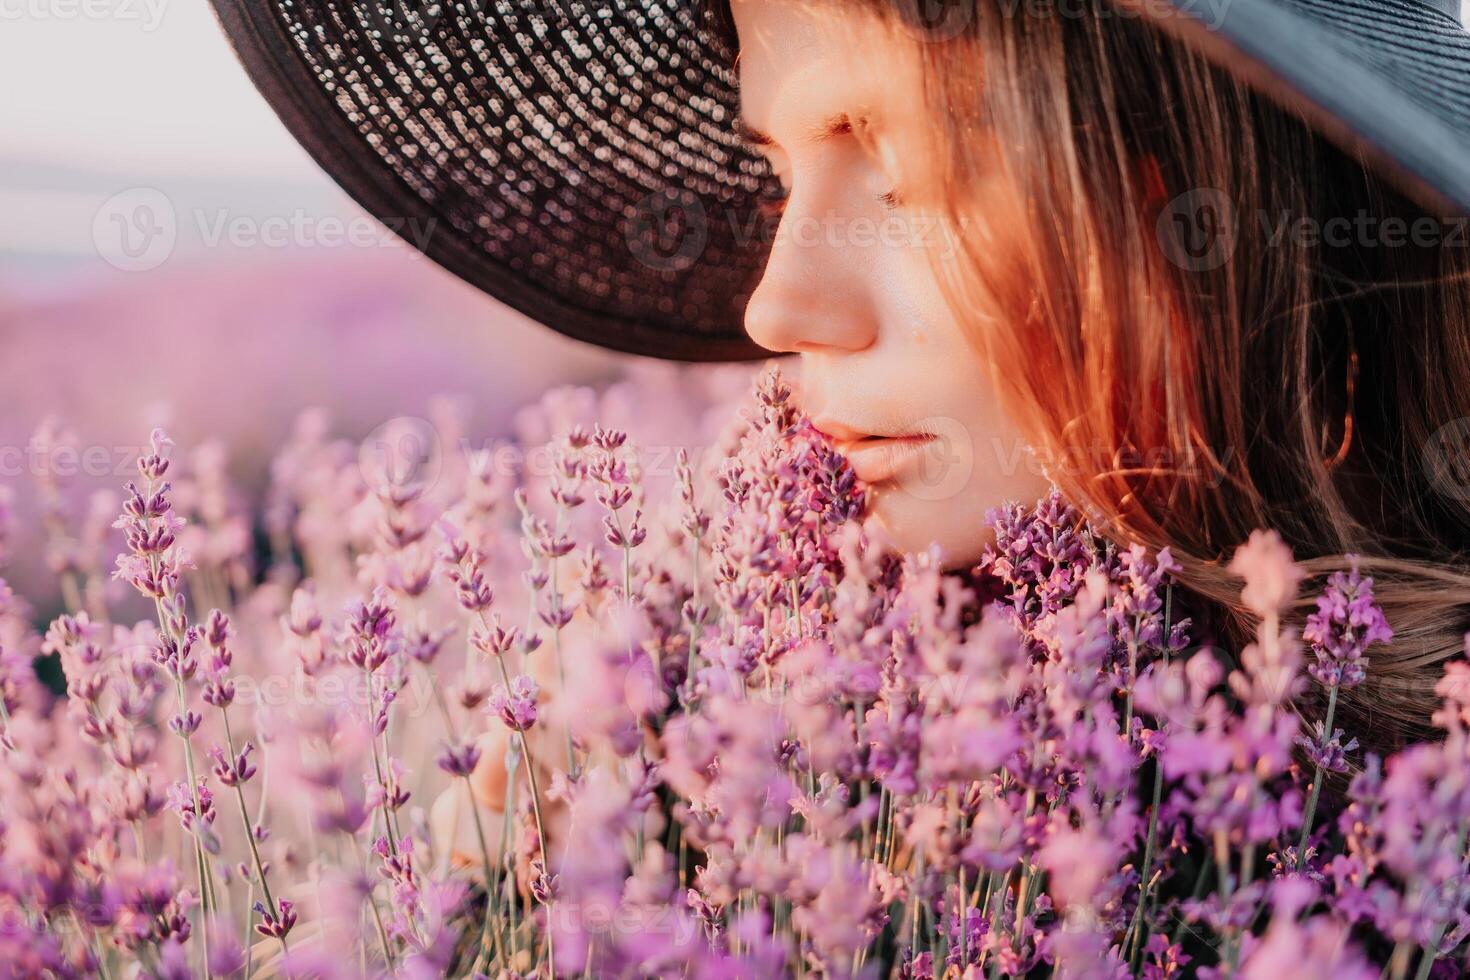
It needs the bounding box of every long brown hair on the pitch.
[704,0,1470,752]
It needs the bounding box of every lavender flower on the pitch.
[1303,561,1393,689]
[1,373,1464,979]
[489,675,540,732]
[436,739,482,778]
[253,897,297,940]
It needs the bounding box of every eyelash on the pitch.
[756,185,903,218]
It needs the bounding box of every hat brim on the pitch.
[1129,0,1470,217]
[209,0,1470,364]
[210,0,776,362]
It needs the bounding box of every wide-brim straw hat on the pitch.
[210,0,1470,361]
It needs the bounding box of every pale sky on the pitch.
[0,0,316,179]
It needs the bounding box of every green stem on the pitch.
[1412,820,1469,980]
[1124,632,1140,735]
[549,508,577,775]
[364,666,400,856]
[1297,683,1341,858]
[1127,759,1165,968]
[464,776,503,973]
[684,535,703,707]
[145,530,214,976]
[221,709,279,924]
[484,615,558,980]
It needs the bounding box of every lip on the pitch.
[809,416,940,484]
[808,416,870,445]
[832,433,938,484]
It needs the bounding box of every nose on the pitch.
[742,202,880,355]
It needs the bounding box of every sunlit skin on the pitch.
[731,0,1052,570]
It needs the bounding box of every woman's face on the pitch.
[730,0,1051,568]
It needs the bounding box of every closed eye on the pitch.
[757,185,902,219]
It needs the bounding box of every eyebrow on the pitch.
[735,110,857,150]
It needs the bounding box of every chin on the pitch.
[862,486,997,571]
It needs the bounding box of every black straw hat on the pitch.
[209,0,1470,362]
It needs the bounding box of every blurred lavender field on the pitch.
[0,5,760,614]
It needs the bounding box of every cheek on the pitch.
[871,224,956,331]
[833,205,1051,565]
[862,290,1053,565]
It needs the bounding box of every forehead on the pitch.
[729,0,917,143]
